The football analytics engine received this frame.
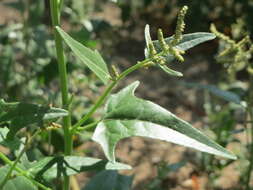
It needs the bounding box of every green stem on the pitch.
[0,152,51,190]
[49,0,72,190]
[0,132,50,190]
[72,60,149,131]
[76,121,100,132]
[0,139,28,189]
[0,130,41,189]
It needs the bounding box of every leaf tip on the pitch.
[224,152,237,160]
[209,33,216,40]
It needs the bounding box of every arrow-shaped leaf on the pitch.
[92,81,236,162]
[0,99,68,139]
[56,27,111,84]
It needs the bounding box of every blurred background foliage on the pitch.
[1,0,253,189]
[1,0,253,99]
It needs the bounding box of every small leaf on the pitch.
[0,99,68,139]
[160,32,215,63]
[29,156,131,181]
[144,24,152,58]
[0,127,22,150]
[180,82,243,105]
[144,25,216,63]
[92,81,237,162]
[154,32,216,55]
[158,64,183,77]
[56,27,110,84]
[82,170,133,190]
[0,166,37,190]
[2,177,37,190]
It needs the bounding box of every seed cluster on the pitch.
[210,23,253,77]
[146,6,188,67]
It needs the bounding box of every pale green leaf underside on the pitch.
[92,81,236,162]
[56,26,110,84]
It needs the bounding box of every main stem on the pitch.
[49,1,72,190]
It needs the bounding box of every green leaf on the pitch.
[29,156,131,181]
[0,99,68,139]
[180,82,243,105]
[56,26,110,84]
[0,127,22,150]
[82,170,133,190]
[0,166,37,190]
[144,24,215,62]
[92,81,237,162]
[158,64,183,77]
[2,177,37,190]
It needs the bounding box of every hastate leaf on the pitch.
[0,99,68,139]
[92,81,236,162]
[56,26,110,84]
[28,156,131,181]
[82,170,133,190]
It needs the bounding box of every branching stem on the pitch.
[71,59,151,131]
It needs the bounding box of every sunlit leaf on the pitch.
[82,170,133,190]
[92,81,237,162]
[144,24,215,76]
[56,27,111,84]
[154,32,216,63]
[0,99,68,139]
[29,156,131,181]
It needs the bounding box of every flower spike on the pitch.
[171,5,188,46]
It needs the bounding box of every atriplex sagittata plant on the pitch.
[0,2,236,190]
